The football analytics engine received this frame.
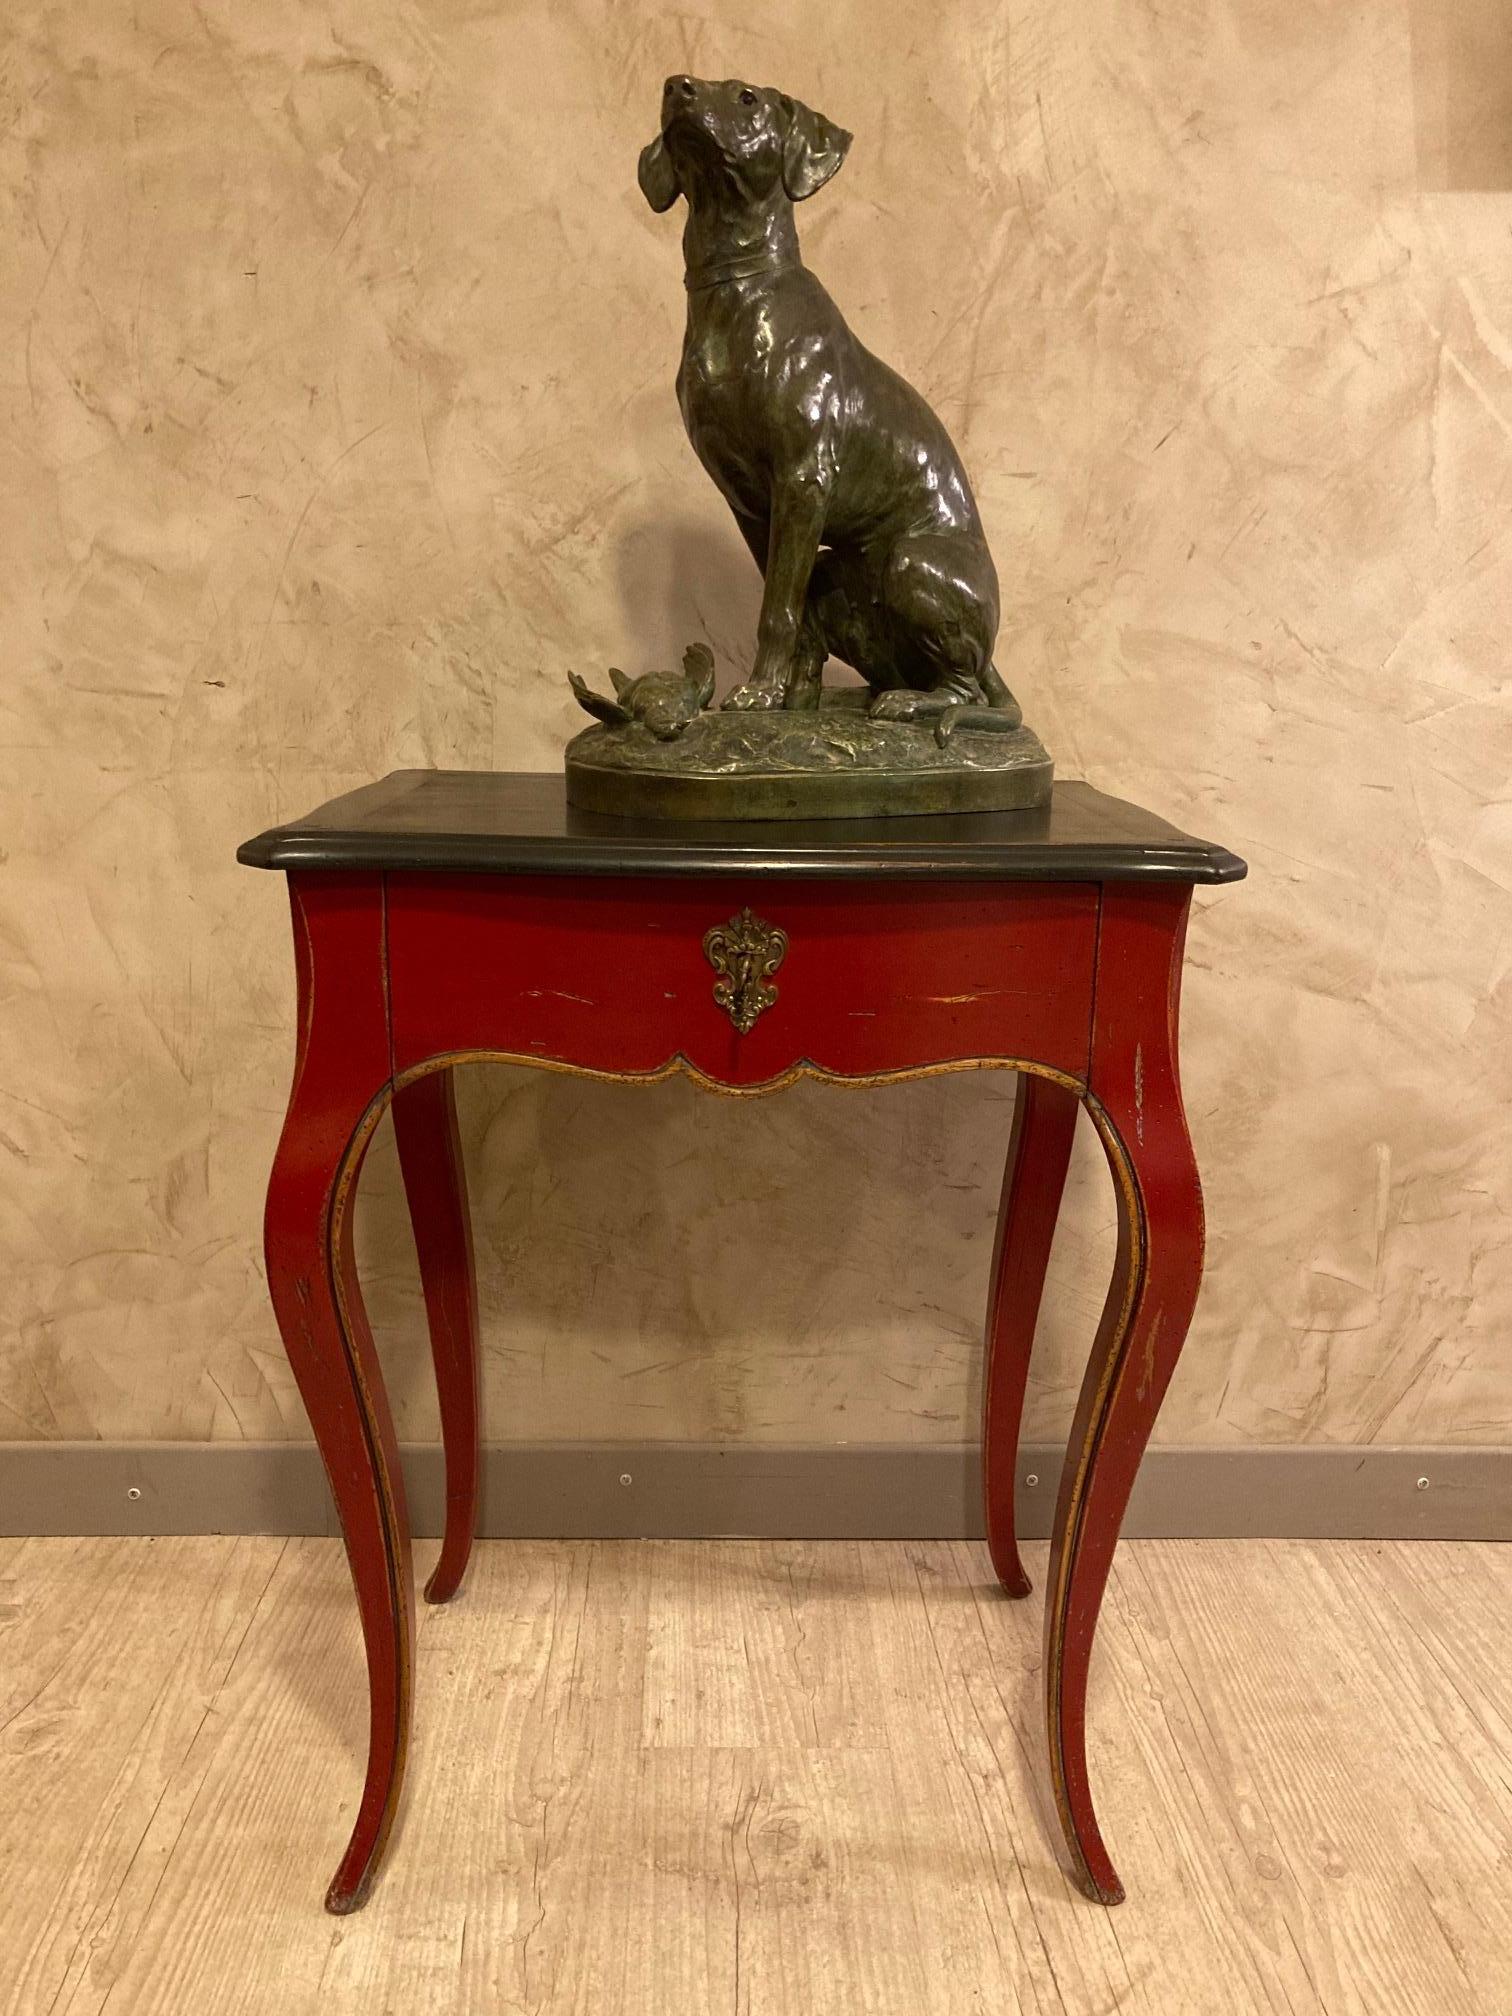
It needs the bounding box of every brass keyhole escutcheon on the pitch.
[702,908,788,1034]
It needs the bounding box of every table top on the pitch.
[237,771,1247,886]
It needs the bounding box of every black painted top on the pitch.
[237,771,1247,886]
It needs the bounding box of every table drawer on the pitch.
[386,874,1097,1088]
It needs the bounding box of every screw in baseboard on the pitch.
[1416,1476,1430,1491]
[1025,1473,1039,1488]
[126,1487,142,1501]
[619,1473,633,1487]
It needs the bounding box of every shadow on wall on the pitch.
[345,1059,1053,1445]
[612,513,763,693]
[1409,0,1512,191]
[609,511,878,699]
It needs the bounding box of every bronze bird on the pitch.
[568,642,717,741]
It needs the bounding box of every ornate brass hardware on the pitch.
[702,908,788,1034]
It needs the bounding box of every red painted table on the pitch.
[239,770,1245,1913]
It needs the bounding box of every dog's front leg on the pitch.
[724,468,829,711]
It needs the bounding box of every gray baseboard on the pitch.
[0,1441,1506,1541]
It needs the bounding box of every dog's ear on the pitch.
[638,134,682,212]
[779,94,851,202]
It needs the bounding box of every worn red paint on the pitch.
[261,866,1207,1911]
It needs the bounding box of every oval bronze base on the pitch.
[565,692,1054,823]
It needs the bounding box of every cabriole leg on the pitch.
[1044,888,1204,1905]
[264,875,413,1914]
[981,1072,1079,1597]
[393,1066,481,1604]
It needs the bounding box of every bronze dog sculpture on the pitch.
[639,74,1021,737]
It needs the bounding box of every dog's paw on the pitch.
[868,689,930,723]
[722,681,786,713]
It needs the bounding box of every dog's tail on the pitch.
[934,667,1023,746]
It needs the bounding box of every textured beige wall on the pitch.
[2,2,1509,1453]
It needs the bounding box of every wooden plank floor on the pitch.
[2,1538,1509,2014]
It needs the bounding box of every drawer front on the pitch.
[386,875,1097,1088]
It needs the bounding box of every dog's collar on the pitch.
[685,249,801,293]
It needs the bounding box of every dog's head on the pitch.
[639,75,851,213]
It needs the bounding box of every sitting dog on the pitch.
[639,73,1021,733]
